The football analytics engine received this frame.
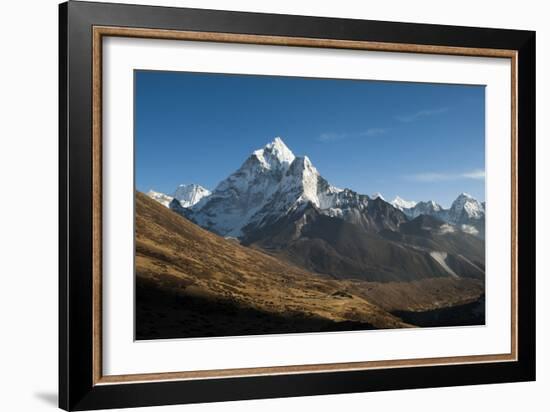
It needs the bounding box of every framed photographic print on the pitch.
[59,1,536,410]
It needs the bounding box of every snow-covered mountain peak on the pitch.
[449,193,484,221]
[268,137,294,159]
[371,192,385,201]
[391,196,417,210]
[253,137,296,170]
[185,139,353,237]
[174,184,211,208]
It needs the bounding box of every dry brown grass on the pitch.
[136,192,407,330]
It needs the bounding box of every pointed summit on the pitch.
[269,136,290,151]
[254,137,295,168]
[449,192,484,222]
[186,138,346,237]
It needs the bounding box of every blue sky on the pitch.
[135,70,485,207]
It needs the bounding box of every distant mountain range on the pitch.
[390,193,485,237]
[147,183,210,209]
[145,137,485,284]
[148,137,485,239]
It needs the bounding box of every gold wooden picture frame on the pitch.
[59,2,535,410]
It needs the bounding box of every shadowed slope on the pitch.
[135,192,409,339]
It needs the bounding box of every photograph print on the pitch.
[134,71,486,340]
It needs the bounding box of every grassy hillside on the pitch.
[135,192,409,339]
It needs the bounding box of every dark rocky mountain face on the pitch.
[388,215,485,279]
[241,202,484,283]
[363,197,409,231]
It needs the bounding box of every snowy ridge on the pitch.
[394,192,485,238]
[152,136,484,239]
[146,190,173,208]
[395,193,485,224]
[147,184,210,209]
[404,200,446,220]
[391,196,417,210]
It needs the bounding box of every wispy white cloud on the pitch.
[319,128,387,142]
[406,169,485,182]
[359,128,387,137]
[461,169,485,179]
[318,132,346,142]
[395,107,449,123]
